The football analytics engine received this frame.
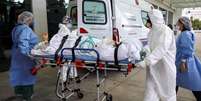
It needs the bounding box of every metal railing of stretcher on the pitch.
[31,48,139,101]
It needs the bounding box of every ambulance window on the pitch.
[83,0,107,24]
[141,11,149,26]
[70,6,77,26]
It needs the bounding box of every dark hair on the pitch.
[178,18,191,32]
[168,24,173,30]
[146,19,152,27]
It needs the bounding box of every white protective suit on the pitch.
[139,9,177,101]
[31,24,78,55]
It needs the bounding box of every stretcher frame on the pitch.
[31,48,137,101]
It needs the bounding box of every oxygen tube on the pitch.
[78,35,96,56]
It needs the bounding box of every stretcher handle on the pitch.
[61,48,100,62]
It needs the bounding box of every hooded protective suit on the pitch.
[137,9,177,101]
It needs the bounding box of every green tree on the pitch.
[192,19,201,30]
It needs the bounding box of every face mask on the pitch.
[67,23,72,29]
[175,26,181,35]
[29,20,35,30]
[176,25,180,31]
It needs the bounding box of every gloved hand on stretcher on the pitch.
[136,45,151,68]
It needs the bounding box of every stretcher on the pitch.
[31,48,139,101]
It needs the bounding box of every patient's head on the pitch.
[62,16,72,29]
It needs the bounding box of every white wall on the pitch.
[32,0,48,39]
[183,8,201,20]
[173,8,183,25]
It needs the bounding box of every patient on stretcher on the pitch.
[31,17,143,62]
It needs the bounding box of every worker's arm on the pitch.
[18,28,32,56]
[145,29,173,66]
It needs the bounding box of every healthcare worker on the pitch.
[175,17,201,101]
[9,11,39,101]
[136,9,177,101]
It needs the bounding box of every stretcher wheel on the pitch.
[75,77,81,83]
[62,98,66,101]
[77,92,84,99]
[76,79,81,83]
[106,94,112,101]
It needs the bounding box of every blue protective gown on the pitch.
[176,31,201,91]
[9,24,39,87]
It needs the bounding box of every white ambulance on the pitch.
[66,0,152,44]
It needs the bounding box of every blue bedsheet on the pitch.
[32,54,132,64]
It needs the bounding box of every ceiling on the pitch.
[145,0,201,8]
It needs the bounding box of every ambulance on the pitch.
[66,0,152,44]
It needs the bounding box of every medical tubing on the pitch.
[78,36,95,55]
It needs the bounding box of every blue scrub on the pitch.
[10,24,39,87]
[176,31,201,91]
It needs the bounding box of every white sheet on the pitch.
[31,24,143,62]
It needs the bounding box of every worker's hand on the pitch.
[142,45,150,55]
[38,59,48,65]
[135,61,147,69]
[140,45,150,60]
[28,53,35,60]
[179,62,188,73]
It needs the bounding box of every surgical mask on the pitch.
[29,20,35,30]
[67,23,72,29]
[176,26,180,31]
[175,25,181,35]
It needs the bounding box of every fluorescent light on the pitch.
[14,0,24,3]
